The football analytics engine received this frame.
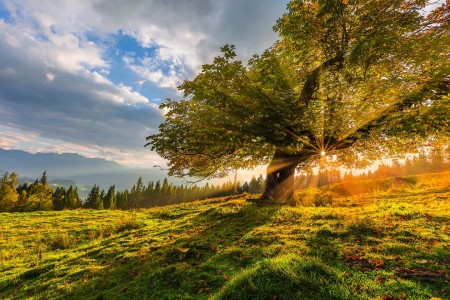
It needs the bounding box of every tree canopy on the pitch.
[147,0,449,204]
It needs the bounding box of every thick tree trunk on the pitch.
[260,149,311,205]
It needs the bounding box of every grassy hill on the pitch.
[1,172,449,299]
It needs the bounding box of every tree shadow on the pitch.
[1,200,281,299]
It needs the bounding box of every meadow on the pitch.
[0,172,449,299]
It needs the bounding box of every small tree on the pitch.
[53,187,66,210]
[40,170,48,185]
[116,190,129,210]
[85,185,103,209]
[66,186,81,209]
[103,185,116,209]
[0,172,19,212]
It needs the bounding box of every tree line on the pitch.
[1,149,448,212]
[295,149,450,189]
[0,171,265,212]
[0,171,82,212]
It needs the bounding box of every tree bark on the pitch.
[260,149,310,205]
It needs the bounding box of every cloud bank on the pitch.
[0,0,288,167]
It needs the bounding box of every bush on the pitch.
[313,191,333,207]
[116,212,144,232]
[51,233,71,250]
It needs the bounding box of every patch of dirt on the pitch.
[395,267,447,281]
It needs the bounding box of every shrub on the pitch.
[116,212,144,232]
[313,191,333,207]
[51,233,71,250]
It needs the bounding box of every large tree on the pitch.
[147,0,449,204]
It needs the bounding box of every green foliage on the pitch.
[313,190,333,207]
[24,178,54,211]
[0,172,19,212]
[53,187,66,210]
[103,185,116,209]
[65,186,82,209]
[116,211,144,232]
[147,0,449,200]
[84,185,103,209]
[51,232,71,250]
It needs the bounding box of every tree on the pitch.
[40,170,48,185]
[161,178,171,203]
[27,178,53,211]
[116,190,129,210]
[103,185,116,209]
[85,185,103,209]
[0,172,19,212]
[147,0,449,204]
[248,176,261,194]
[153,180,161,205]
[129,177,144,208]
[53,187,66,210]
[66,186,82,209]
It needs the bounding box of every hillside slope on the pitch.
[1,173,449,299]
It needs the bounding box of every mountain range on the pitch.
[0,148,172,191]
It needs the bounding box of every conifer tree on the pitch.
[85,185,102,209]
[103,185,116,209]
[53,187,66,210]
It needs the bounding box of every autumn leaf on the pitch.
[415,259,428,264]
[177,247,190,253]
[369,259,384,268]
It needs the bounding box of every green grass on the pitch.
[1,173,449,299]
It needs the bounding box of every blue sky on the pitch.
[0,0,289,169]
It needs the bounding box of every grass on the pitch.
[0,172,449,299]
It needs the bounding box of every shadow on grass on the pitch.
[1,201,281,299]
[2,198,449,300]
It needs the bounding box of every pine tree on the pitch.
[161,178,170,204]
[53,187,66,210]
[154,180,161,205]
[248,176,260,194]
[40,171,48,185]
[103,185,116,209]
[85,185,102,209]
[116,190,129,210]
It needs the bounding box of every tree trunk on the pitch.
[260,149,310,205]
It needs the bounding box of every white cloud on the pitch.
[0,13,165,166]
[3,0,288,85]
[0,0,289,167]
[126,55,186,89]
[46,72,55,81]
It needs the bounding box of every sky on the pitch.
[0,0,289,169]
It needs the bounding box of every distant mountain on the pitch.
[0,148,123,178]
[0,148,172,191]
[16,177,92,199]
[68,168,183,191]
[49,179,78,186]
